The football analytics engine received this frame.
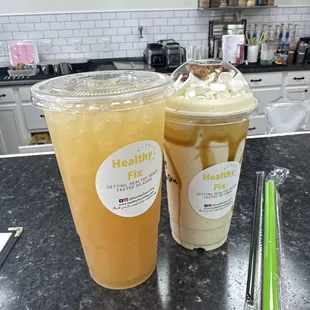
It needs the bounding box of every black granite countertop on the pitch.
[2,58,310,87]
[1,134,310,310]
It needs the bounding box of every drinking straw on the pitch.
[246,172,265,306]
[263,180,279,310]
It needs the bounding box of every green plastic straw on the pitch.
[263,180,279,310]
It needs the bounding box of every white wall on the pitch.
[0,0,197,15]
[0,0,309,15]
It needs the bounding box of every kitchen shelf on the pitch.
[198,5,277,10]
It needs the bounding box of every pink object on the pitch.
[236,43,245,65]
[9,43,37,67]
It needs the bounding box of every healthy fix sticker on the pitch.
[95,140,162,217]
[188,162,241,220]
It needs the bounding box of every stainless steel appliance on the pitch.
[208,19,247,59]
[143,43,165,66]
[59,62,73,75]
[163,40,186,69]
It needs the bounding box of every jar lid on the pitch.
[31,70,171,112]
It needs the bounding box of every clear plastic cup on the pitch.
[31,71,171,289]
[164,60,257,251]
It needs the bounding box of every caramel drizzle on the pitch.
[164,121,249,245]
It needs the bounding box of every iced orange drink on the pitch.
[31,71,171,289]
[164,61,257,251]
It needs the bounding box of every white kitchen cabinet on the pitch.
[284,86,309,101]
[244,72,283,88]
[248,115,266,136]
[252,87,282,114]
[286,71,310,86]
[0,104,23,154]
[0,87,15,103]
[22,103,48,131]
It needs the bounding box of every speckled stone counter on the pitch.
[1,134,310,310]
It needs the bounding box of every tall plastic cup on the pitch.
[31,71,171,289]
[164,60,257,251]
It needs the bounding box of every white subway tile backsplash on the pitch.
[74,29,88,37]
[35,23,50,31]
[43,30,59,38]
[117,12,131,19]
[65,22,80,30]
[50,22,65,30]
[160,11,174,18]
[56,14,71,22]
[87,13,101,20]
[0,16,9,23]
[160,26,174,33]
[154,19,167,26]
[182,18,196,25]
[168,18,181,26]
[174,26,188,33]
[95,20,110,28]
[137,19,152,26]
[19,23,35,31]
[132,12,146,19]
[53,38,67,46]
[112,35,126,43]
[28,31,43,39]
[118,27,132,35]
[9,16,25,23]
[72,14,87,21]
[13,32,28,40]
[88,29,103,36]
[58,30,73,38]
[104,28,118,35]
[102,12,117,20]
[80,21,95,29]
[175,11,189,18]
[146,11,160,18]
[0,7,309,65]
[41,15,56,22]
[119,42,133,50]
[3,24,19,32]
[110,20,125,27]
[83,37,97,44]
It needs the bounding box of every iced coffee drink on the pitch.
[31,71,171,289]
[164,61,256,251]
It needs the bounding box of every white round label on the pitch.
[95,140,162,217]
[188,162,241,220]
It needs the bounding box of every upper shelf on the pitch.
[198,5,277,10]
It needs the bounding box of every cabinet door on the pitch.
[0,104,23,154]
[284,86,309,101]
[248,115,266,136]
[252,87,282,114]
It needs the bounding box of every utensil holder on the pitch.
[247,45,259,63]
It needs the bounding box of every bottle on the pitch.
[239,0,246,6]
[247,0,256,6]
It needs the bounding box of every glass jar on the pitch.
[211,0,220,7]
[239,0,246,6]
[220,0,227,7]
[198,0,211,8]
[261,41,277,65]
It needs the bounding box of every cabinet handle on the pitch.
[39,114,45,118]
[0,94,6,98]
[305,90,308,93]
[294,77,305,80]
[248,127,256,131]
[250,79,262,82]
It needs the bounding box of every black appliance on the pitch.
[143,43,165,66]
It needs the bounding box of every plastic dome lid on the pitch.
[31,70,171,112]
[167,60,257,118]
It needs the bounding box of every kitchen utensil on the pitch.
[245,172,265,307]
[59,62,73,75]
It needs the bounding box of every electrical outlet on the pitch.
[42,40,52,53]
[0,43,6,56]
[72,39,82,52]
[102,38,111,52]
